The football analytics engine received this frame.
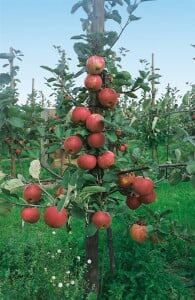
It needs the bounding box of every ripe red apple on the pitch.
[97,150,115,169]
[23,184,42,204]
[87,132,106,148]
[44,206,68,228]
[98,88,119,109]
[139,190,156,204]
[15,148,22,155]
[119,144,128,152]
[77,153,97,170]
[63,135,83,155]
[86,55,105,74]
[54,186,66,199]
[84,74,102,91]
[126,195,141,210]
[118,173,135,189]
[92,211,112,229]
[132,176,154,196]
[130,224,148,243]
[21,207,41,223]
[86,113,104,133]
[71,106,91,125]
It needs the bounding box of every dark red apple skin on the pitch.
[126,195,142,210]
[92,211,112,229]
[132,176,154,196]
[139,190,156,204]
[63,136,83,155]
[87,132,106,148]
[97,151,115,169]
[84,74,102,91]
[86,55,105,74]
[44,206,68,228]
[77,154,97,170]
[23,184,42,204]
[71,106,91,125]
[21,207,41,223]
[86,113,104,133]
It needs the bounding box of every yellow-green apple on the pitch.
[84,74,102,91]
[86,55,105,74]
[77,153,97,170]
[23,184,42,204]
[21,207,41,223]
[118,173,135,189]
[98,87,119,108]
[44,206,68,228]
[92,211,112,229]
[63,135,83,155]
[130,224,148,243]
[86,113,104,133]
[87,132,106,148]
[71,106,91,125]
[97,150,115,169]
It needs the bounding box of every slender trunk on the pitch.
[107,227,115,272]
[85,229,99,295]
[85,1,104,298]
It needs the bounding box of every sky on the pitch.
[0,0,195,104]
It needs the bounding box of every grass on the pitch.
[0,180,194,299]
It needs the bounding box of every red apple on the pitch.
[86,113,104,133]
[118,173,135,189]
[77,154,97,170]
[119,144,128,152]
[71,106,91,125]
[63,135,83,155]
[97,150,115,169]
[92,211,112,229]
[84,74,102,91]
[15,148,22,155]
[54,186,66,199]
[132,176,154,196]
[87,132,106,148]
[86,55,105,74]
[126,195,141,210]
[23,184,42,204]
[98,88,119,109]
[21,207,41,223]
[139,190,156,204]
[130,224,148,243]
[44,206,68,228]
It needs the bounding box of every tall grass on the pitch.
[0,181,194,299]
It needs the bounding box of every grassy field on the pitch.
[0,180,194,299]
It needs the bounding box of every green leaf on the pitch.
[83,174,97,183]
[71,206,85,219]
[1,178,24,194]
[174,149,181,163]
[0,201,12,217]
[106,131,118,143]
[186,161,195,174]
[82,186,107,194]
[0,73,11,85]
[86,222,97,237]
[29,160,41,179]
[0,171,6,181]
[71,1,82,14]
[168,170,182,185]
[8,117,24,128]
[129,14,141,21]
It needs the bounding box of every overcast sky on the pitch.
[1,0,195,104]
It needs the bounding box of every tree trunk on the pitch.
[85,1,104,298]
[85,229,99,295]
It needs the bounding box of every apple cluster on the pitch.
[21,184,68,228]
[118,174,156,210]
[63,55,122,229]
